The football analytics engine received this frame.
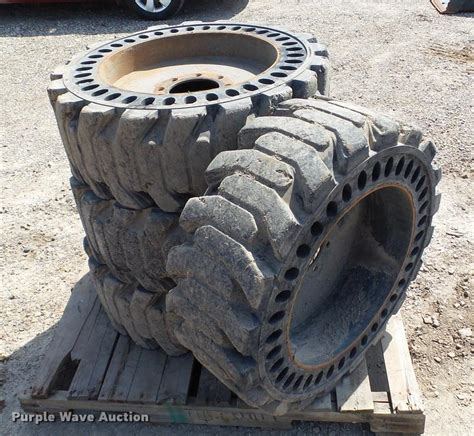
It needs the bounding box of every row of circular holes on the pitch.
[73,59,302,106]
[73,29,307,105]
[264,156,429,393]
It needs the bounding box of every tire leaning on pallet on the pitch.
[166,97,441,414]
[48,22,330,213]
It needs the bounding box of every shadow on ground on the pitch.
[0,0,250,37]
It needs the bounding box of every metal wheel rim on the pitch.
[134,0,172,13]
[63,23,313,110]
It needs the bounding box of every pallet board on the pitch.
[20,273,426,434]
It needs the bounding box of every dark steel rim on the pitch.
[63,23,313,110]
[258,146,436,400]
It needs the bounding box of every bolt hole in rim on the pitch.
[289,185,414,367]
[64,24,312,109]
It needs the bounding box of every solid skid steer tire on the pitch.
[48,23,330,213]
[71,177,187,354]
[166,97,441,414]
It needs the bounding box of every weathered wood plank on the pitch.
[382,312,423,414]
[306,392,333,412]
[336,358,373,412]
[98,334,130,401]
[68,307,115,400]
[31,272,95,398]
[196,368,233,406]
[156,353,194,405]
[127,348,167,403]
[110,343,142,402]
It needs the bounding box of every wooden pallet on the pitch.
[20,273,426,434]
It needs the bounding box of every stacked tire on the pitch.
[48,22,329,354]
[49,22,440,414]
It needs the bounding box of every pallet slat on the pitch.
[30,273,95,398]
[156,354,194,405]
[98,334,130,401]
[336,358,374,412]
[382,313,423,414]
[127,348,166,403]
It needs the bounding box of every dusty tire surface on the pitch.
[71,177,186,354]
[89,257,185,354]
[166,97,441,414]
[48,23,330,213]
[71,177,185,293]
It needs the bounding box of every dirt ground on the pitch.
[0,0,473,434]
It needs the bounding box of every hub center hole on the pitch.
[169,78,220,94]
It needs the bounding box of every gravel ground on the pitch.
[1,0,473,435]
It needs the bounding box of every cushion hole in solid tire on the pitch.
[269,311,285,324]
[326,201,337,217]
[285,268,299,281]
[395,157,405,176]
[293,375,304,391]
[381,308,388,317]
[105,93,121,101]
[226,89,240,97]
[206,93,219,102]
[404,160,414,178]
[350,347,357,358]
[243,84,259,91]
[122,96,137,104]
[303,375,313,389]
[270,358,284,372]
[283,373,295,389]
[143,97,155,105]
[326,365,334,379]
[338,357,345,370]
[415,230,424,241]
[296,244,311,258]
[411,166,421,183]
[418,215,427,226]
[385,157,394,177]
[267,346,282,361]
[416,176,426,192]
[342,184,352,202]
[266,329,282,343]
[405,263,414,272]
[163,97,175,106]
[398,279,406,287]
[185,96,197,104]
[311,222,323,237]
[275,290,291,303]
[418,187,428,201]
[390,294,398,303]
[372,162,381,181]
[314,371,323,385]
[358,171,367,190]
[411,246,420,256]
[371,323,378,332]
[419,201,429,214]
[361,335,368,346]
[276,367,289,383]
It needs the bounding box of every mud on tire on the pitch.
[166,97,441,414]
